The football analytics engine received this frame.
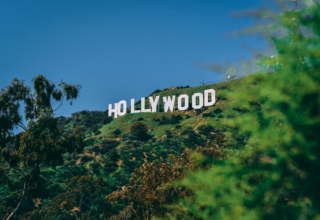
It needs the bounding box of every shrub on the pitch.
[109,149,120,162]
[181,126,193,135]
[165,130,173,138]
[80,155,92,163]
[197,124,215,135]
[88,145,100,153]
[159,115,183,125]
[85,137,95,146]
[90,161,101,172]
[113,129,122,136]
[100,140,120,154]
[130,121,150,140]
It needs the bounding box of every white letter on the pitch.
[149,96,159,112]
[163,96,176,112]
[131,99,140,113]
[204,89,216,106]
[108,103,118,118]
[118,100,127,117]
[141,97,151,112]
[192,93,203,109]
[178,94,189,111]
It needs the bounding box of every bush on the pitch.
[181,126,193,135]
[113,129,122,136]
[109,149,120,162]
[100,140,120,154]
[213,108,222,114]
[103,164,117,173]
[85,137,95,146]
[80,155,93,163]
[165,130,173,138]
[130,121,150,140]
[197,124,215,135]
[158,115,183,125]
[202,112,213,117]
[90,161,101,172]
[88,145,100,153]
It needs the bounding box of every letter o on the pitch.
[118,100,127,116]
[178,94,189,111]
[192,93,203,109]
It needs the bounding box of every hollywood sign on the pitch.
[108,89,216,118]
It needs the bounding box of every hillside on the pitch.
[0,76,253,219]
[58,76,248,182]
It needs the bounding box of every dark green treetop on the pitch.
[0,75,84,219]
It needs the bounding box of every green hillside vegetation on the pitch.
[1,2,320,219]
[58,78,247,180]
[0,75,248,219]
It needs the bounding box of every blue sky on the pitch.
[1,0,272,117]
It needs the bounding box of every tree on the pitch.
[0,75,85,219]
[21,175,113,220]
[171,2,320,219]
[108,147,223,220]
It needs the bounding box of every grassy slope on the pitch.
[72,77,249,186]
[0,76,252,216]
[97,78,244,140]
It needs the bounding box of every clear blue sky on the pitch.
[1,0,272,117]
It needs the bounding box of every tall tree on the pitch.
[0,75,85,219]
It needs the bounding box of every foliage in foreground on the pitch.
[169,2,320,220]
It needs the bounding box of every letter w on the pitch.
[163,96,176,112]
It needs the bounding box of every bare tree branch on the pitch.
[87,214,98,220]
[5,181,26,220]
[16,123,26,131]
[13,167,26,179]
[86,198,97,220]
[79,194,84,214]
[2,213,8,220]
[73,211,80,220]
[0,190,22,204]
[53,98,64,112]
[0,180,42,204]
